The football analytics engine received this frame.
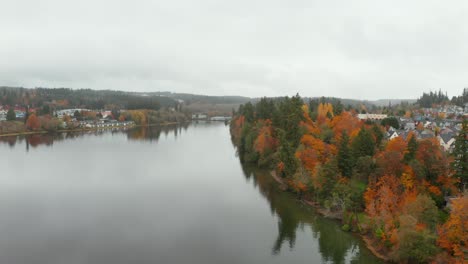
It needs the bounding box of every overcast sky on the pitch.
[0,0,467,99]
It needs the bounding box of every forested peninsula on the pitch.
[230,95,467,263]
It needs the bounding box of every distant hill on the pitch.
[146,92,252,116]
[369,99,417,106]
[0,86,419,115]
[0,86,177,110]
[150,92,251,105]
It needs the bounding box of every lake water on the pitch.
[0,122,382,264]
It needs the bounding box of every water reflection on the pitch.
[0,122,382,264]
[126,123,189,142]
[240,166,382,264]
[0,124,190,150]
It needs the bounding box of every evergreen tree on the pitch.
[24,105,30,124]
[273,94,304,149]
[242,102,255,123]
[41,104,51,115]
[452,119,468,191]
[404,134,419,163]
[337,131,352,177]
[278,130,298,178]
[255,97,275,120]
[352,128,375,159]
[371,124,384,147]
[381,117,400,129]
[74,110,82,120]
[333,100,344,116]
[6,108,16,121]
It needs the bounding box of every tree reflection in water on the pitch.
[0,123,191,151]
[240,165,381,264]
[126,124,189,142]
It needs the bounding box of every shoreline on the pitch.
[0,122,185,138]
[268,170,391,262]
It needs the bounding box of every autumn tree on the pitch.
[40,115,62,132]
[128,110,147,125]
[26,114,41,131]
[317,102,333,124]
[438,196,468,262]
[254,120,277,155]
[62,114,71,122]
[364,174,403,245]
[254,120,278,167]
[416,138,448,183]
[329,111,361,141]
[375,137,407,176]
[402,194,439,230]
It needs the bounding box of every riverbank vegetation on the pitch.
[230,95,467,263]
[0,109,189,136]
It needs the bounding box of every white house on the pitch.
[388,131,400,140]
[192,114,207,120]
[357,114,388,120]
[438,133,456,152]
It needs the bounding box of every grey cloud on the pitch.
[0,0,467,99]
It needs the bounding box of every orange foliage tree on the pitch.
[329,111,362,142]
[296,134,337,174]
[26,114,41,131]
[375,137,407,176]
[62,114,71,122]
[364,175,403,244]
[231,115,245,141]
[438,195,468,262]
[254,120,278,155]
[416,138,448,183]
[317,103,333,124]
[299,105,321,136]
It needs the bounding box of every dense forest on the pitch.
[416,88,467,108]
[417,90,450,108]
[231,95,467,263]
[0,87,177,110]
[451,88,468,107]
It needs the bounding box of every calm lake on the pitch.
[0,122,382,264]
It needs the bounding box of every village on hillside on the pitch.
[357,101,468,152]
